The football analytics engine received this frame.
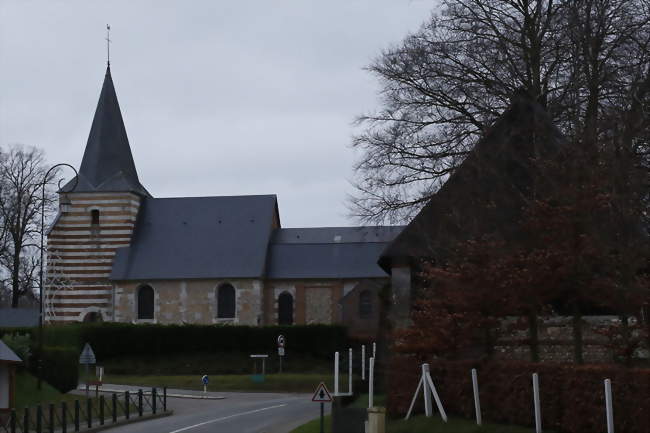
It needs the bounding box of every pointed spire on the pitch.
[63,66,149,196]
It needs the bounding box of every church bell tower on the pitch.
[45,65,149,323]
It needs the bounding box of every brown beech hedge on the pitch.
[387,356,649,433]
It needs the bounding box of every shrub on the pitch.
[387,356,649,433]
[33,346,79,393]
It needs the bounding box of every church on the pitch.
[45,65,402,338]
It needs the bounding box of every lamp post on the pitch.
[38,163,78,390]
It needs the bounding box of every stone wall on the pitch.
[495,315,649,364]
[113,278,263,325]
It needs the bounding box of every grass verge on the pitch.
[105,373,353,393]
[289,413,538,433]
[290,414,332,433]
[14,371,72,409]
[289,394,545,433]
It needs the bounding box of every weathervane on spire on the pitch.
[105,24,111,66]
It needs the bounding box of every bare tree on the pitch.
[0,144,57,307]
[351,0,650,223]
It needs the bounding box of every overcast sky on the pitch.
[0,1,434,227]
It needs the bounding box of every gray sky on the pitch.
[0,1,434,227]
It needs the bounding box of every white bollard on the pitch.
[334,351,340,396]
[362,345,366,381]
[532,373,542,433]
[471,369,482,426]
[422,364,432,417]
[348,348,353,395]
[369,357,375,408]
[605,379,614,433]
[372,342,376,359]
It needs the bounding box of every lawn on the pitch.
[105,373,354,393]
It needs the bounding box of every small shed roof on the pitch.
[0,340,22,363]
[0,308,39,328]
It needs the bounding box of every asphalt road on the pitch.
[97,385,329,433]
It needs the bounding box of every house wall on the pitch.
[388,265,412,329]
[340,280,384,340]
[45,192,142,323]
[0,365,8,409]
[113,279,263,325]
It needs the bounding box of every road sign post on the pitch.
[312,382,332,433]
[277,335,285,374]
[78,343,96,398]
[201,375,209,397]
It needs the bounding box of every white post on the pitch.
[405,376,423,420]
[532,373,542,433]
[369,357,375,408]
[605,379,614,433]
[334,351,340,396]
[348,348,353,395]
[422,364,432,417]
[362,345,366,381]
[425,370,447,422]
[471,369,482,425]
[372,342,376,359]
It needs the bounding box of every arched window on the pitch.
[137,285,154,320]
[359,290,372,319]
[217,284,236,318]
[91,209,100,226]
[278,292,294,325]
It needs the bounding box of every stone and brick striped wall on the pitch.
[44,192,142,323]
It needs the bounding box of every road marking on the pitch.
[167,404,288,433]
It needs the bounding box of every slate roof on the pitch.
[380,95,565,271]
[110,195,279,280]
[62,66,149,196]
[0,340,22,363]
[267,226,404,279]
[0,308,39,328]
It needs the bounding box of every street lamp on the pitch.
[38,163,78,390]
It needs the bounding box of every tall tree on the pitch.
[0,145,57,307]
[351,0,650,223]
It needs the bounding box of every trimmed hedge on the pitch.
[388,356,649,433]
[33,323,349,361]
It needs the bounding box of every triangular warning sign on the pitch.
[79,343,96,365]
[312,382,332,402]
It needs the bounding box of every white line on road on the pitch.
[167,404,288,433]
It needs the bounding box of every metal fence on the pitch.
[0,387,167,433]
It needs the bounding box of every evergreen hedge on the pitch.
[2,323,350,360]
